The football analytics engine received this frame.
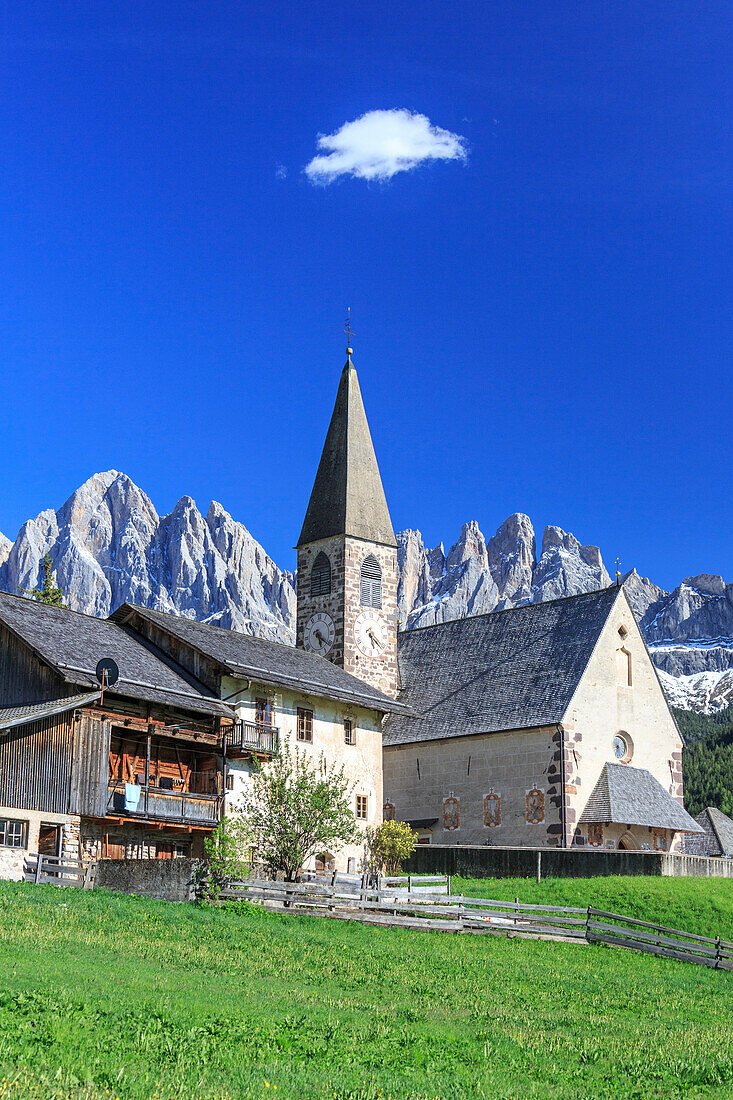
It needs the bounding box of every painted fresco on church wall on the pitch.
[526,787,545,824]
[443,795,460,831]
[483,791,501,828]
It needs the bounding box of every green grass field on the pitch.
[1,878,732,1100]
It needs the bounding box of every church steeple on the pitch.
[296,356,397,549]
[296,346,399,698]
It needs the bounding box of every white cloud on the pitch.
[304,109,467,184]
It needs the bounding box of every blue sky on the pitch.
[1,1,730,590]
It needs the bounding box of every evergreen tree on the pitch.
[22,553,66,607]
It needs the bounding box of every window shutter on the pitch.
[310,552,331,597]
[360,554,382,608]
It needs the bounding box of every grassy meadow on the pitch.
[1,878,732,1100]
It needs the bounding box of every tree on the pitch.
[364,820,418,876]
[22,553,66,607]
[236,744,360,881]
[202,816,253,897]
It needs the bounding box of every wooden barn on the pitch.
[0,591,236,878]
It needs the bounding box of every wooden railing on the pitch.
[225,721,279,756]
[107,781,221,825]
[213,874,733,971]
[24,854,95,889]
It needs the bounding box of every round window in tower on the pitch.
[613,732,633,763]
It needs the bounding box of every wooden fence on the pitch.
[215,872,733,971]
[24,854,96,890]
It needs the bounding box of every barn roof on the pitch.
[0,592,230,718]
[0,692,102,731]
[296,356,397,549]
[111,602,413,716]
[384,587,623,746]
[579,762,703,832]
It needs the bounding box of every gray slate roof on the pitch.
[579,762,703,833]
[0,692,101,731]
[698,807,733,856]
[384,588,622,746]
[0,592,230,718]
[111,602,413,716]
[297,357,397,548]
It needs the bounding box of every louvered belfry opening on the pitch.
[310,551,332,597]
[360,554,382,608]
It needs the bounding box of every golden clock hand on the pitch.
[314,629,325,646]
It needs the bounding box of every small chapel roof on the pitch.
[296,356,397,549]
[579,762,703,833]
[697,806,733,856]
[384,587,623,746]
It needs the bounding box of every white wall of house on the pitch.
[0,805,80,881]
[221,676,384,871]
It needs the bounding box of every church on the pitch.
[0,345,702,876]
[291,346,701,856]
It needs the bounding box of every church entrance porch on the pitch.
[618,831,639,850]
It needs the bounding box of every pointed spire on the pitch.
[297,355,397,549]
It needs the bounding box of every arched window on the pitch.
[310,552,331,597]
[360,554,382,608]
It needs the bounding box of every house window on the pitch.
[652,828,668,852]
[587,823,604,848]
[225,772,234,791]
[356,795,368,820]
[0,818,26,848]
[310,552,331,597]
[526,788,545,824]
[616,647,632,687]
[347,858,356,874]
[255,697,274,728]
[360,554,382,609]
[297,708,313,742]
[483,791,501,828]
[344,719,355,745]
[383,801,396,821]
[443,795,460,831]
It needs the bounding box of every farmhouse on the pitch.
[0,591,231,875]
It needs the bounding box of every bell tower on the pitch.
[296,342,398,697]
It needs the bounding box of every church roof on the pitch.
[384,587,623,746]
[579,762,703,833]
[297,356,397,549]
[111,602,413,716]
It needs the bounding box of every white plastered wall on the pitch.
[562,588,685,852]
[0,805,80,881]
[221,676,384,871]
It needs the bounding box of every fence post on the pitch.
[715,936,721,970]
[536,850,542,884]
[447,875,451,896]
[35,855,43,884]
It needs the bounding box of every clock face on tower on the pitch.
[304,612,335,656]
[353,610,388,659]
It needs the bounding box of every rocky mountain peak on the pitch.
[1,470,731,714]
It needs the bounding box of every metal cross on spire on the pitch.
[615,557,622,586]
[344,308,355,355]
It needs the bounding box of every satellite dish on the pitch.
[95,658,119,688]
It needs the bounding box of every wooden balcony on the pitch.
[107,782,221,827]
[225,721,279,757]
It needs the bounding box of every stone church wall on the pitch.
[297,535,399,697]
[383,725,562,847]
